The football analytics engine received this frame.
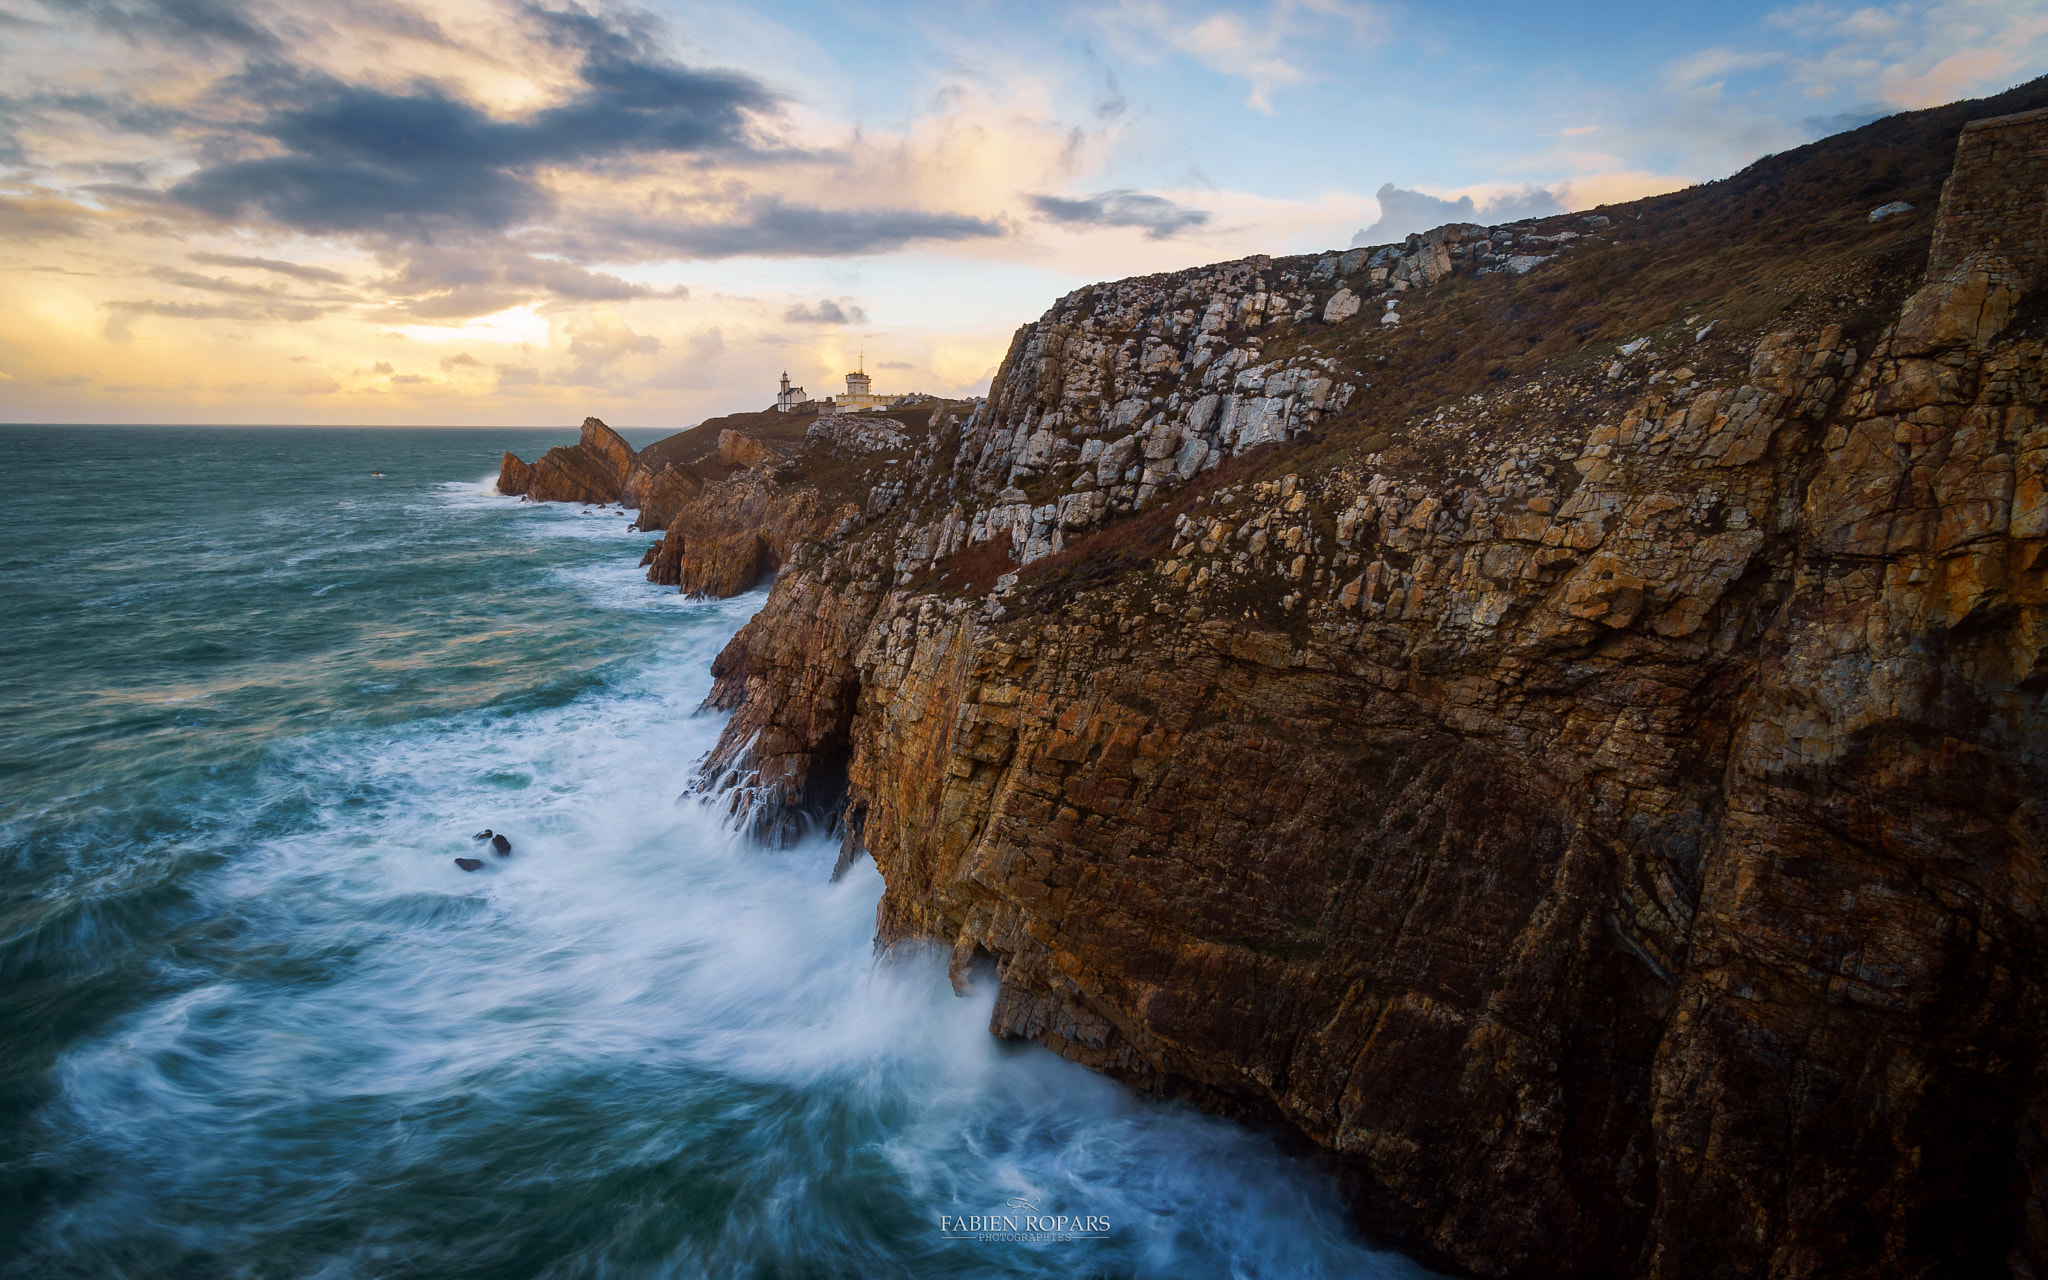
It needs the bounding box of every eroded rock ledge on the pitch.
[515,88,2048,1279]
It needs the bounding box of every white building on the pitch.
[774,371,809,413]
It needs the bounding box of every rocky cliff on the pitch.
[527,83,2048,1279]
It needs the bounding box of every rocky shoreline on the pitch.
[500,88,2048,1279]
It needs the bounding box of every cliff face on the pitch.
[674,91,2048,1280]
[639,415,913,598]
[491,86,2048,1277]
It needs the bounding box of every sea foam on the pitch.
[7,435,1428,1279]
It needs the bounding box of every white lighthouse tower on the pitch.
[774,370,807,413]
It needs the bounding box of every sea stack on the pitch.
[498,418,638,505]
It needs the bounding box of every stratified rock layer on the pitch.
[681,97,2048,1280]
[496,450,533,496]
[499,417,637,504]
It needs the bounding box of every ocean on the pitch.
[0,425,1427,1279]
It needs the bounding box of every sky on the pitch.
[3,0,2046,427]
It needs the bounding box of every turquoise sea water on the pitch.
[0,426,1425,1279]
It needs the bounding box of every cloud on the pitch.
[144,265,314,298]
[188,252,350,284]
[576,196,1005,259]
[1349,181,1564,246]
[1663,46,1787,91]
[1026,189,1210,238]
[1088,0,1381,113]
[643,327,725,389]
[0,188,95,238]
[102,295,331,338]
[1880,45,2026,108]
[2,0,1022,369]
[76,0,281,52]
[440,352,481,371]
[783,299,867,324]
[145,27,1000,285]
[168,36,781,238]
[1679,0,2048,125]
[370,246,680,320]
[149,4,782,245]
[876,360,914,369]
[560,308,662,384]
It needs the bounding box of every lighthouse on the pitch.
[834,351,897,410]
[774,370,807,413]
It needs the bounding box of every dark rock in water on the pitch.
[491,833,512,856]
[472,829,492,840]
[454,857,484,872]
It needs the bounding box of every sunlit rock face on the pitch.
[500,417,638,505]
[523,96,2048,1279]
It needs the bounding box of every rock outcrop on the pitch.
[499,417,638,504]
[512,84,2048,1279]
[496,450,533,496]
[640,470,836,598]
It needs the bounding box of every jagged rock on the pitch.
[519,417,641,505]
[806,415,910,453]
[496,453,532,496]
[635,464,707,532]
[491,834,511,856]
[644,473,844,597]
[1322,288,1361,322]
[454,857,484,872]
